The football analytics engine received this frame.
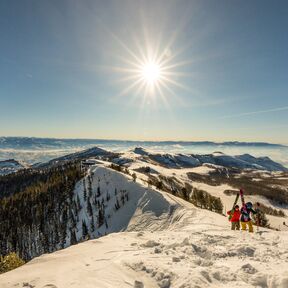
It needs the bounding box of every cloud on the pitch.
[219,106,288,119]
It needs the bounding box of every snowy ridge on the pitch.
[0,159,29,175]
[49,146,113,161]
[36,147,115,168]
[1,164,288,288]
[125,149,288,172]
[1,138,288,168]
[69,166,180,241]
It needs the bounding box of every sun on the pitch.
[108,30,190,107]
[141,62,161,85]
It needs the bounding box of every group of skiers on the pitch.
[227,189,259,233]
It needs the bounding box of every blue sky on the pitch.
[0,0,288,143]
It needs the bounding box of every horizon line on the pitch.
[0,135,287,147]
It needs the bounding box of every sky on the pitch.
[0,0,288,143]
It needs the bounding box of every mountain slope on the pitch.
[125,148,288,172]
[1,165,288,288]
[35,146,115,168]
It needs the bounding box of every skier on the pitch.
[227,205,241,230]
[240,202,257,232]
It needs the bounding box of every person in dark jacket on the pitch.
[240,202,257,232]
[227,205,241,230]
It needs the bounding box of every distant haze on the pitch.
[0,137,287,168]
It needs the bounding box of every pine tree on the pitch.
[97,186,101,197]
[76,195,82,210]
[90,216,95,232]
[212,197,223,214]
[253,210,269,228]
[156,180,163,190]
[70,229,77,245]
[87,200,93,217]
[198,190,205,208]
[88,176,93,198]
[181,187,189,201]
[82,220,88,240]
[83,181,87,201]
[98,209,104,227]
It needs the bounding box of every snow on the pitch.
[70,166,178,240]
[182,165,216,175]
[119,148,288,171]
[1,165,288,288]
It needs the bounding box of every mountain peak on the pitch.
[133,147,149,155]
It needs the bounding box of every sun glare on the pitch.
[108,27,191,108]
[141,62,161,85]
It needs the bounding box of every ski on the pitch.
[228,193,239,221]
[239,189,246,212]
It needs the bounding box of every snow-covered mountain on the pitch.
[0,159,29,175]
[1,137,288,168]
[35,146,116,168]
[109,148,288,229]
[0,147,288,287]
[0,163,287,288]
[115,148,288,172]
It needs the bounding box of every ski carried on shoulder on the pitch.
[228,193,240,221]
[240,189,246,212]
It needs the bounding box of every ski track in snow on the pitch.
[1,165,288,288]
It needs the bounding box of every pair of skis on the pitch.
[228,192,240,221]
[240,189,246,211]
[228,189,261,231]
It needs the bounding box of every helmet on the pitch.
[246,202,253,208]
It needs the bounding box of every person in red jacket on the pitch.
[227,205,241,230]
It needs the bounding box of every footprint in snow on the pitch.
[134,280,144,288]
[240,263,258,274]
[22,283,35,288]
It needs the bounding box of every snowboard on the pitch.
[228,193,239,221]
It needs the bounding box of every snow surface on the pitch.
[1,165,288,288]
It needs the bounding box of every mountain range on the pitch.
[0,136,286,149]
